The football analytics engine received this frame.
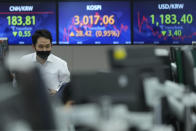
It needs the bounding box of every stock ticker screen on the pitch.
[58,1,131,45]
[133,0,196,44]
[0,2,56,45]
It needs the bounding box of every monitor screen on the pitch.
[0,2,56,45]
[181,47,195,91]
[133,0,196,45]
[0,37,8,58]
[71,71,148,111]
[108,47,169,81]
[58,1,131,45]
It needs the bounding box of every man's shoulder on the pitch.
[50,54,67,64]
[21,52,35,60]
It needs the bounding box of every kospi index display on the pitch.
[0,2,56,45]
[58,1,131,45]
[134,1,196,44]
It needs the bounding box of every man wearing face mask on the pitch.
[21,29,70,95]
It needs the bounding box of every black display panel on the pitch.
[134,0,196,44]
[0,2,56,45]
[58,1,131,45]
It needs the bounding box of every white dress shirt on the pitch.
[21,52,70,91]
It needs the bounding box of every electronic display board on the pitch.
[133,0,196,44]
[58,1,131,45]
[0,2,56,45]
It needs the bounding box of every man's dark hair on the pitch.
[32,29,52,45]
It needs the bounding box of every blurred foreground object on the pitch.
[0,52,57,130]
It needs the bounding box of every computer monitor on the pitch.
[0,2,56,45]
[15,67,56,130]
[181,47,196,91]
[58,1,131,45]
[108,47,156,68]
[108,47,171,81]
[0,37,8,59]
[71,70,149,111]
[133,0,196,44]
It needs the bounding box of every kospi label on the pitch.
[86,5,102,11]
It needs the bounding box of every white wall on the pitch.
[9,45,114,72]
[9,45,170,73]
